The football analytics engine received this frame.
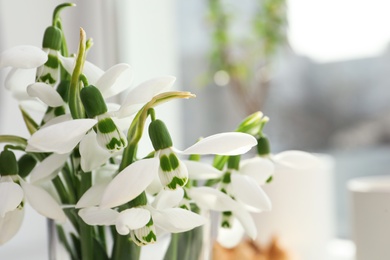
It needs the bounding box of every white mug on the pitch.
[348,175,390,260]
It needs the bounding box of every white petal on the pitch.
[188,187,236,212]
[5,68,35,93]
[140,233,171,260]
[100,158,159,209]
[27,83,64,107]
[60,56,104,84]
[19,99,47,112]
[233,206,257,239]
[117,76,176,118]
[240,157,275,185]
[0,182,23,217]
[182,132,257,156]
[115,208,151,235]
[0,208,24,245]
[21,180,66,222]
[231,174,272,212]
[30,153,69,183]
[79,206,119,226]
[40,114,72,128]
[26,119,97,154]
[183,160,223,180]
[76,182,109,208]
[80,131,112,172]
[0,45,47,69]
[95,63,133,98]
[152,189,184,210]
[153,208,206,233]
[273,150,320,170]
[146,176,163,195]
[217,218,245,249]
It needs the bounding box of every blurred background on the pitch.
[2,0,390,259]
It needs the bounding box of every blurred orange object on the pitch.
[213,237,294,260]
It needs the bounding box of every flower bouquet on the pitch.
[0,3,315,260]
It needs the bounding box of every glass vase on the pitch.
[48,210,215,260]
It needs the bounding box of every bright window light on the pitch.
[287,0,390,63]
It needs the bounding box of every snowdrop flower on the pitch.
[98,132,257,209]
[0,150,66,244]
[25,74,177,172]
[188,186,261,248]
[183,155,272,248]
[78,188,205,246]
[0,26,63,100]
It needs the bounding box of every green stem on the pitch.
[69,28,86,119]
[52,175,70,204]
[52,3,76,27]
[0,135,27,148]
[165,233,179,260]
[78,171,93,259]
[79,217,93,260]
[61,164,76,204]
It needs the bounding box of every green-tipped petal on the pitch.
[139,233,171,260]
[95,63,133,98]
[100,158,159,209]
[0,182,23,217]
[79,206,119,226]
[153,208,206,233]
[0,45,47,69]
[182,132,257,156]
[115,208,151,235]
[230,174,272,212]
[27,83,64,107]
[0,208,24,245]
[158,149,188,190]
[29,153,69,184]
[26,119,97,154]
[21,180,66,222]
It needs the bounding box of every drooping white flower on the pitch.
[188,186,260,248]
[78,188,206,246]
[25,75,176,172]
[0,175,66,244]
[184,156,272,248]
[99,132,257,209]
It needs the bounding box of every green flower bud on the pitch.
[42,26,62,51]
[80,85,108,118]
[148,119,173,151]
[236,111,263,135]
[0,150,18,176]
[18,154,37,178]
[257,135,270,156]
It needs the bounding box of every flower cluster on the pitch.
[0,3,317,260]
